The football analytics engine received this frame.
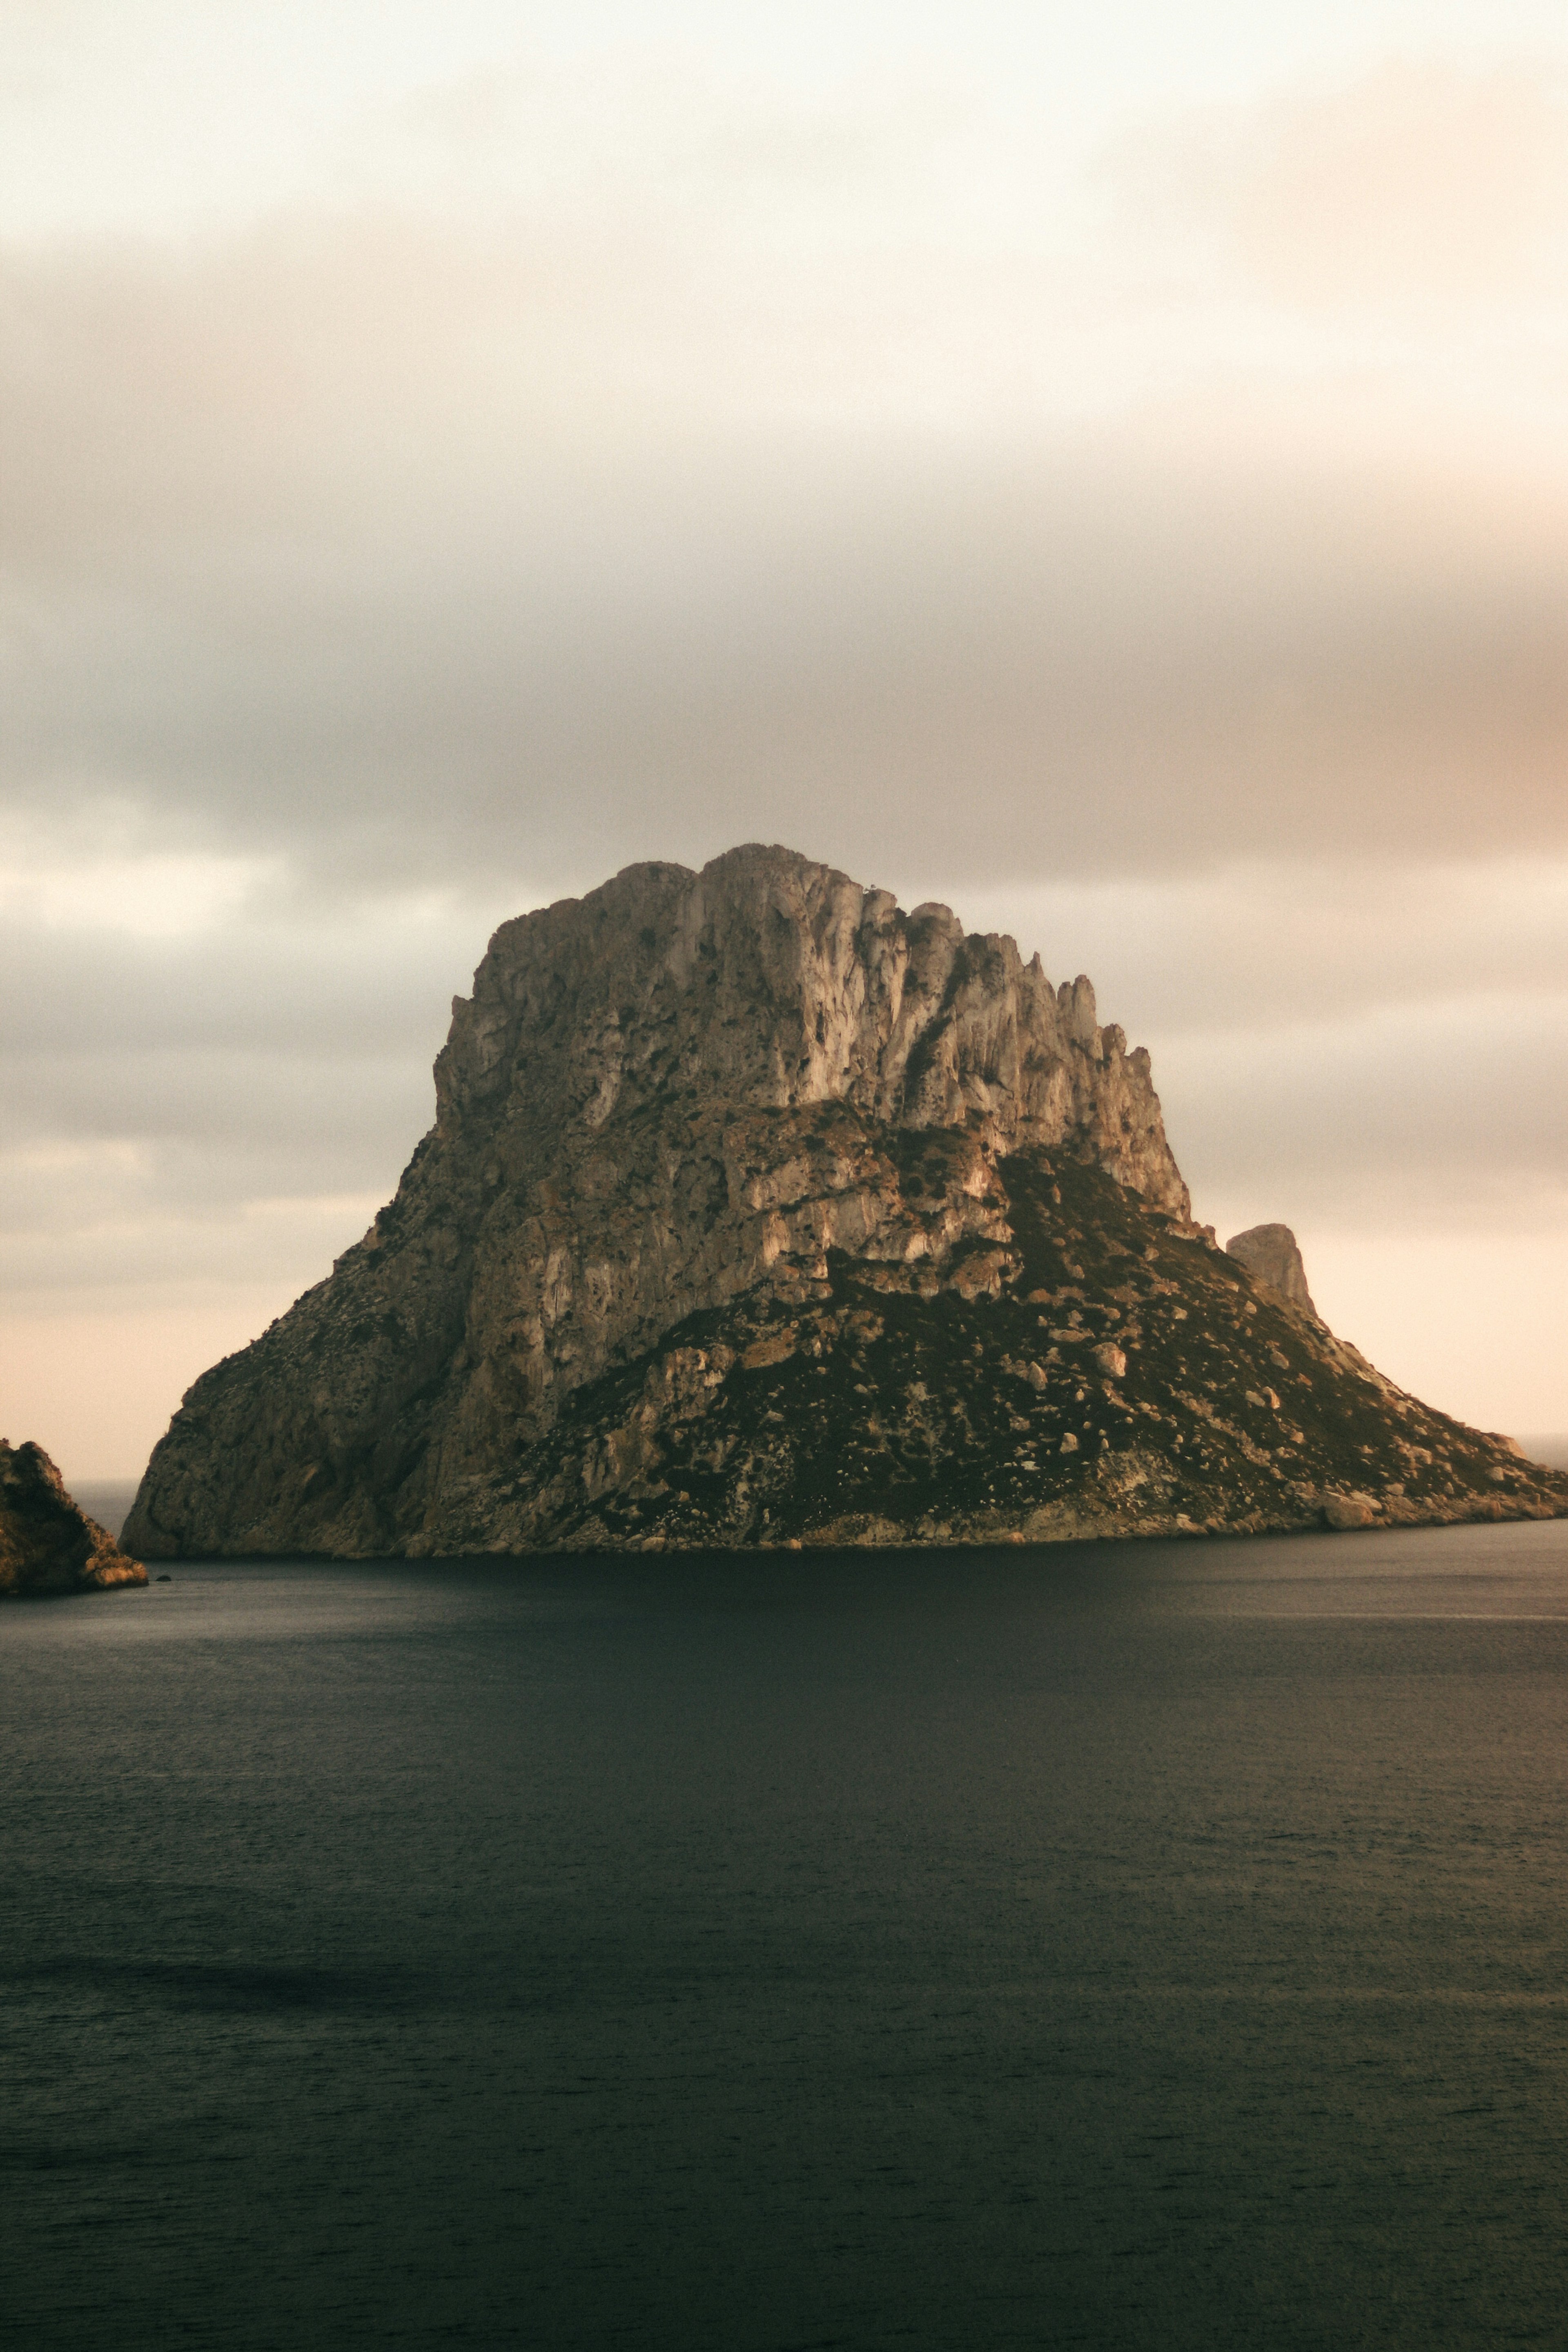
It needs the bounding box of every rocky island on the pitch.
[1,1439,148,1597]
[123,845,1565,1557]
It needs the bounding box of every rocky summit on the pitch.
[1225,1223,1319,1320]
[124,845,1565,1559]
[1,1439,147,1597]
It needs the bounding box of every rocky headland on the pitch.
[123,844,1566,1558]
[1,1439,148,1597]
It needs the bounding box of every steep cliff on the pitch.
[124,845,1565,1557]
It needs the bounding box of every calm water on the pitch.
[6,1525,1568,2351]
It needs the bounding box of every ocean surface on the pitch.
[6,1524,1568,2351]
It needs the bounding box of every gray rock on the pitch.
[1322,1492,1379,1531]
[1225,1223,1320,1320]
[119,843,1567,1559]
[125,846,1188,1559]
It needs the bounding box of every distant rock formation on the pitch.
[123,845,1566,1557]
[1,1440,148,1597]
[1226,1224,1319,1321]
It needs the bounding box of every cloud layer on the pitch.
[4,10,1567,1469]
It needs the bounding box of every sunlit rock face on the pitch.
[122,845,1565,1559]
[1226,1224,1320,1321]
[0,1440,147,1597]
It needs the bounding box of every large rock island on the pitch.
[2,1440,148,1597]
[124,845,1565,1557]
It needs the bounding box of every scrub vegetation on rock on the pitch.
[122,846,1566,1558]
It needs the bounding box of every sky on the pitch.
[4,0,1567,1478]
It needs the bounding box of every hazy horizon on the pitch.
[4,1,1566,1479]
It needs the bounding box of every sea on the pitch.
[6,1521,1568,2351]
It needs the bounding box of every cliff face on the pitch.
[1,1441,147,1597]
[123,844,1564,1558]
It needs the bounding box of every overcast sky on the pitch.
[4,0,1567,1477]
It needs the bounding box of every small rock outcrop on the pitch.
[1226,1224,1319,1320]
[122,845,1565,1557]
[1,1441,148,1597]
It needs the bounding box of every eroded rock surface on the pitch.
[122,845,1565,1557]
[1,1440,148,1597]
[1226,1223,1320,1319]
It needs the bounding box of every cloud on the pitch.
[5,28,1568,1468]
[1114,56,1568,312]
[0,837,280,938]
[939,860,1568,1037]
[890,858,1568,1233]
[0,882,487,1385]
[4,46,1566,909]
[5,238,1566,895]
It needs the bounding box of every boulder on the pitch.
[1225,1223,1320,1320]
